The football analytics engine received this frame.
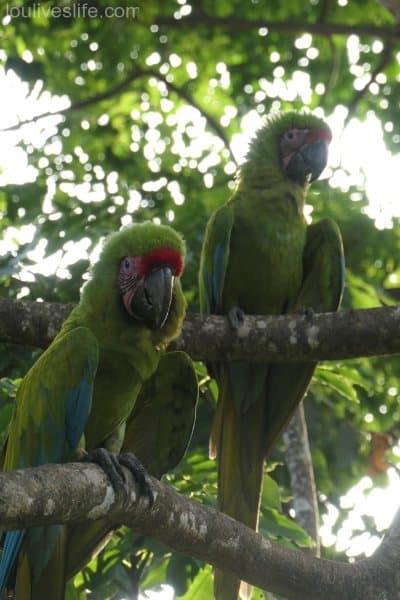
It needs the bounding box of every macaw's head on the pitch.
[84,222,185,331]
[243,111,332,188]
[118,246,183,329]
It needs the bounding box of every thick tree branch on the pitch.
[1,298,400,362]
[284,404,320,555]
[0,462,398,600]
[156,15,400,41]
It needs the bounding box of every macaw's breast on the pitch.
[84,351,144,451]
[222,191,307,315]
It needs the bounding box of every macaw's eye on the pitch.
[121,257,132,271]
[280,129,309,156]
[118,257,138,294]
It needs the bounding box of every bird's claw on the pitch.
[82,447,127,494]
[228,306,245,330]
[118,452,154,506]
[296,306,315,323]
[82,448,153,505]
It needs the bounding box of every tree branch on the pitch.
[344,41,395,125]
[154,72,236,165]
[155,15,400,41]
[0,68,236,163]
[0,462,398,600]
[0,70,149,133]
[284,404,320,555]
[1,298,400,362]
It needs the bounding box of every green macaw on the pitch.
[64,349,198,580]
[199,111,345,599]
[0,222,190,600]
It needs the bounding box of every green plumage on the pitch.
[65,350,198,580]
[199,111,344,599]
[1,222,191,599]
[123,350,198,478]
[68,223,187,450]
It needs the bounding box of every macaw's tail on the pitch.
[0,530,25,598]
[211,364,268,600]
[1,526,67,600]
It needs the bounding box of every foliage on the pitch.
[1,0,400,597]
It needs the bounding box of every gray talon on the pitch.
[299,306,315,323]
[83,447,126,493]
[83,448,154,505]
[119,452,154,505]
[228,306,245,329]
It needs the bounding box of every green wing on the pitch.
[199,203,234,314]
[0,326,98,598]
[3,327,98,471]
[65,350,198,580]
[122,350,198,477]
[263,218,345,454]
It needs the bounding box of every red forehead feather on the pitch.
[140,247,183,276]
[306,128,332,144]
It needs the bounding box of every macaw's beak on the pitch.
[285,140,329,185]
[130,266,174,329]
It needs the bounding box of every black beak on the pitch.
[285,140,328,185]
[130,266,174,329]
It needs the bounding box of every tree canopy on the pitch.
[1,1,400,597]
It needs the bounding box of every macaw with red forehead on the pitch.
[199,111,345,599]
[0,222,191,599]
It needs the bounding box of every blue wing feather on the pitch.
[199,204,233,314]
[0,530,25,592]
[65,358,96,452]
[212,243,227,309]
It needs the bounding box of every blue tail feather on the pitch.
[0,529,25,594]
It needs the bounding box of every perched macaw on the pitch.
[199,111,344,599]
[64,349,198,580]
[0,222,189,600]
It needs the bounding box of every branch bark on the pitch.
[2,297,400,362]
[0,462,398,600]
[2,299,400,596]
[284,404,320,555]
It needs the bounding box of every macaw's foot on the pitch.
[118,452,154,506]
[228,306,245,330]
[296,306,315,323]
[82,448,153,505]
[83,447,126,493]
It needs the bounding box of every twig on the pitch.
[344,42,395,125]
[0,68,236,163]
[155,15,400,42]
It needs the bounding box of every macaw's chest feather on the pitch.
[84,348,155,450]
[222,193,307,315]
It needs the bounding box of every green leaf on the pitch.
[166,552,200,596]
[65,580,87,600]
[261,472,282,512]
[315,367,360,403]
[259,509,313,549]
[177,565,213,600]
